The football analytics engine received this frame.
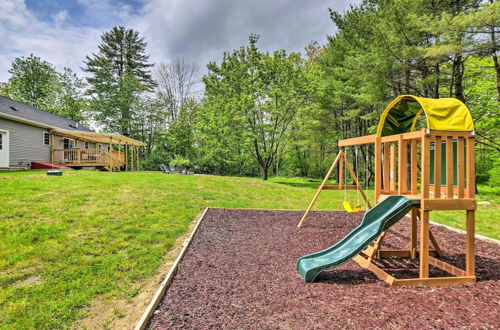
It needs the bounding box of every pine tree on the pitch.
[83,26,154,136]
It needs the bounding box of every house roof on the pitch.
[0,95,93,132]
[0,95,145,146]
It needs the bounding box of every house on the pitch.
[0,95,145,171]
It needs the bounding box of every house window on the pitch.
[98,144,102,150]
[63,138,75,149]
[85,141,90,149]
[43,132,50,146]
[0,133,2,150]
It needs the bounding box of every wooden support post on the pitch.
[383,143,390,192]
[50,132,54,164]
[466,210,475,276]
[434,136,442,198]
[422,134,430,199]
[389,143,396,192]
[374,137,382,204]
[344,155,372,209]
[109,138,113,172]
[339,152,344,189]
[125,144,129,172]
[457,137,465,198]
[465,135,475,277]
[410,139,418,194]
[398,136,407,194]
[297,151,343,228]
[410,208,418,258]
[420,133,431,278]
[137,146,140,171]
[420,209,430,278]
[118,142,121,170]
[466,136,475,198]
[446,136,453,198]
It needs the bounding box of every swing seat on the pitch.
[343,201,361,213]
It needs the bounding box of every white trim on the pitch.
[0,130,9,167]
[0,112,53,129]
[43,132,50,146]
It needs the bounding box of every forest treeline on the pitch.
[1,0,498,183]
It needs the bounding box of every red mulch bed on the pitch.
[149,209,500,329]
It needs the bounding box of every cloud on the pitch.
[135,0,358,71]
[0,0,360,81]
[0,0,103,81]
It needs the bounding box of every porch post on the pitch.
[118,141,121,170]
[125,143,129,171]
[50,132,54,164]
[137,146,140,171]
[109,137,113,172]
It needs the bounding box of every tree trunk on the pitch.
[490,26,500,100]
[262,164,269,180]
[452,55,465,102]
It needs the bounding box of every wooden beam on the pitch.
[466,210,475,276]
[353,255,396,285]
[420,209,430,278]
[421,134,430,199]
[339,152,344,189]
[297,151,343,228]
[125,143,129,171]
[428,230,443,257]
[434,136,442,198]
[410,208,418,258]
[383,143,390,193]
[344,155,372,209]
[457,137,465,198]
[393,276,475,287]
[466,136,475,199]
[446,136,453,198]
[338,134,376,147]
[421,198,476,210]
[398,136,407,194]
[322,185,357,190]
[429,130,474,137]
[389,143,396,192]
[374,137,382,204]
[410,139,418,194]
[428,257,464,277]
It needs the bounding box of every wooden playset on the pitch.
[297,95,476,286]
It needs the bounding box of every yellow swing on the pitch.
[343,147,362,213]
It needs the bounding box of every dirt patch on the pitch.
[75,211,204,329]
[149,209,500,329]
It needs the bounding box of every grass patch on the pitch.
[0,171,498,328]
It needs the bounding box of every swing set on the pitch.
[296,95,477,287]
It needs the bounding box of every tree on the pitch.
[155,59,200,122]
[2,54,59,109]
[1,54,87,122]
[83,26,154,136]
[201,35,305,180]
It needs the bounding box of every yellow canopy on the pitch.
[376,95,474,137]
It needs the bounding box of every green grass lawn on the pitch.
[0,171,498,329]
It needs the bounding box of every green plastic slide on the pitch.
[296,195,420,283]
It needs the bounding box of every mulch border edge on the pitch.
[134,207,210,330]
[134,207,499,329]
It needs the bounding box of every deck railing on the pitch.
[53,148,124,168]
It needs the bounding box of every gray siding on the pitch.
[0,118,51,166]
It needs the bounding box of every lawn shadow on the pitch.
[273,180,325,189]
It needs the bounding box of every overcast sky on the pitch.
[0,0,360,82]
